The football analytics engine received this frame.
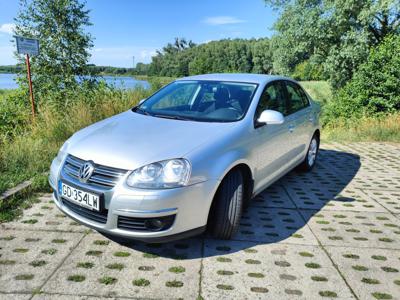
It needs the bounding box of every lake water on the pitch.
[0,73,150,90]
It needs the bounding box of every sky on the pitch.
[0,0,277,67]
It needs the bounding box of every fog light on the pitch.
[144,219,164,230]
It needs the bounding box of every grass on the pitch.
[52,239,66,244]
[106,263,125,270]
[93,240,109,246]
[13,248,29,253]
[248,272,265,278]
[169,266,185,273]
[77,262,94,269]
[67,275,85,282]
[29,260,47,267]
[216,257,232,263]
[114,251,130,257]
[0,259,16,265]
[323,113,400,142]
[86,250,103,256]
[299,251,314,257]
[319,291,337,298]
[132,278,150,286]
[361,278,380,284]
[216,284,234,290]
[98,276,117,285]
[0,194,40,223]
[138,266,155,271]
[0,86,151,195]
[166,280,184,288]
[15,274,34,280]
[41,248,57,255]
[305,262,321,269]
[217,270,234,275]
[300,81,332,106]
[372,292,393,299]
[299,82,400,143]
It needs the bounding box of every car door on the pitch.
[283,81,313,162]
[252,80,293,191]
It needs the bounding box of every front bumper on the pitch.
[49,157,219,242]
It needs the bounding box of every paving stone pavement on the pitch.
[1,142,400,300]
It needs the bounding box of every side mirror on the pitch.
[138,98,146,105]
[257,110,285,125]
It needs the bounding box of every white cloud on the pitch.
[203,16,246,26]
[89,46,158,67]
[0,46,15,65]
[139,49,157,60]
[0,23,15,35]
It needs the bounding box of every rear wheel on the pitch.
[298,134,319,171]
[209,170,244,239]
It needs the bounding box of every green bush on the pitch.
[0,89,31,138]
[292,60,324,81]
[324,35,400,123]
[0,84,151,194]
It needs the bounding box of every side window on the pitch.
[285,82,309,114]
[255,81,287,119]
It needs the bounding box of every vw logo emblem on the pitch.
[78,161,94,183]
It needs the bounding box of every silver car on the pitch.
[49,74,320,242]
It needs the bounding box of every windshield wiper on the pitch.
[133,106,151,116]
[153,114,191,121]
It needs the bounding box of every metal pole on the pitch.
[26,53,36,119]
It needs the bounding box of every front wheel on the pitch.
[209,170,244,239]
[298,134,319,171]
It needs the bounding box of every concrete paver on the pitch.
[301,210,400,249]
[326,246,400,300]
[1,142,399,299]
[202,239,355,299]
[0,229,84,293]
[41,232,202,299]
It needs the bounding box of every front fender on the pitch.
[186,145,254,186]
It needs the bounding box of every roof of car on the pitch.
[178,73,291,85]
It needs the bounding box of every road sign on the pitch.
[15,36,39,56]
[14,36,39,119]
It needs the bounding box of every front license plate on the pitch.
[60,182,100,211]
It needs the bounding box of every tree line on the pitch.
[138,0,399,91]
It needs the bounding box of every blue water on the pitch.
[0,73,150,90]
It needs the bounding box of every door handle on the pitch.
[308,117,314,123]
[288,124,295,132]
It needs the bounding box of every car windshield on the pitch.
[133,80,258,122]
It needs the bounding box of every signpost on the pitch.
[14,36,39,119]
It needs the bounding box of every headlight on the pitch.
[126,159,191,189]
[56,141,69,162]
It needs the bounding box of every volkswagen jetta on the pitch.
[49,74,320,242]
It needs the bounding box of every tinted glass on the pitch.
[136,81,257,122]
[286,82,309,114]
[255,81,287,118]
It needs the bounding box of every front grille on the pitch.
[62,198,108,224]
[63,155,128,189]
[118,215,175,232]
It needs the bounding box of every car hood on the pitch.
[66,110,235,170]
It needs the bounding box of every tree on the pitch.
[324,35,400,121]
[265,0,400,88]
[146,38,273,77]
[14,0,94,107]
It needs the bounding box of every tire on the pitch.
[209,170,244,239]
[298,133,319,172]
